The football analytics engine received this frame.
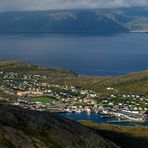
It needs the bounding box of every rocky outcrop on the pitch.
[0,103,117,148]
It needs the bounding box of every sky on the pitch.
[0,0,148,11]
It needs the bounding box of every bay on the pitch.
[58,112,148,126]
[0,33,148,76]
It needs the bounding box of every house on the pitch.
[111,95,116,98]
[108,102,114,106]
[89,94,97,98]
[17,91,29,96]
[131,110,140,114]
[30,91,43,96]
[80,90,88,95]
[16,90,43,96]
[107,87,114,90]
[83,99,97,105]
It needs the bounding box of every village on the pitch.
[0,71,148,122]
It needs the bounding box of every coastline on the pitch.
[57,112,148,126]
[107,120,145,123]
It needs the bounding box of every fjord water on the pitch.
[0,33,148,76]
[58,112,148,126]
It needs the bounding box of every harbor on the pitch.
[57,112,148,126]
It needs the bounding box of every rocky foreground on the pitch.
[0,103,117,148]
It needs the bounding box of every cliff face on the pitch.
[0,103,117,148]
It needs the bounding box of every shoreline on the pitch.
[107,120,145,123]
[57,112,148,125]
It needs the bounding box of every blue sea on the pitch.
[58,112,148,126]
[0,33,148,76]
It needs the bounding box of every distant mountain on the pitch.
[0,7,148,35]
[0,103,117,148]
[98,7,148,32]
[0,9,128,35]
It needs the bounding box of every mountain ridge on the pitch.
[0,7,147,34]
[0,9,128,34]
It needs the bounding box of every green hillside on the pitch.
[0,60,76,77]
[64,71,148,96]
[1,60,148,98]
[81,121,148,148]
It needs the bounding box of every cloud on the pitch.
[0,0,148,11]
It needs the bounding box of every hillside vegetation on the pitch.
[64,71,148,96]
[1,60,148,97]
[81,121,148,148]
[0,60,76,77]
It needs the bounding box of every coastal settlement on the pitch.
[1,71,148,122]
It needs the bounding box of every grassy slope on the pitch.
[64,71,148,96]
[0,60,76,77]
[29,96,57,103]
[81,121,148,148]
[1,60,148,97]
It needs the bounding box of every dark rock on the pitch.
[0,103,117,148]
